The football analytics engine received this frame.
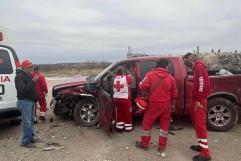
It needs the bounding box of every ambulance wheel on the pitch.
[207,98,238,131]
[74,99,99,127]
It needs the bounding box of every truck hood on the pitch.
[53,75,87,90]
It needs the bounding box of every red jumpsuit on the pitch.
[32,71,48,117]
[190,60,211,158]
[113,74,133,131]
[139,68,178,150]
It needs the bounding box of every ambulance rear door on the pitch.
[0,46,17,110]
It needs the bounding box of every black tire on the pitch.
[207,98,238,131]
[10,118,21,125]
[74,99,99,127]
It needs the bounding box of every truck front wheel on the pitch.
[74,99,99,126]
[207,98,238,131]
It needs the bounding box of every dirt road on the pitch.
[0,79,241,161]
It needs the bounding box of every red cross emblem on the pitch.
[114,81,124,92]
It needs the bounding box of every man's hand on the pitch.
[32,75,39,82]
[195,101,203,109]
[171,104,175,112]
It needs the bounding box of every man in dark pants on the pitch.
[183,53,211,161]
[15,60,39,148]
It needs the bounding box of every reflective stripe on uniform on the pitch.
[116,125,124,129]
[142,130,151,136]
[116,122,124,125]
[199,77,204,92]
[199,143,208,149]
[200,139,207,143]
[125,126,133,130]
[159,129,168,138]
[125,124,133,131]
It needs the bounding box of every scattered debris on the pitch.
[47,141,60,146]
[50,123,66,129]
[43,146,64,151]
[43,142,64,151]
[151,142,158,146]
[217,69,233,76]
[50,118,54,123]
[157,151,166,158]
[195,53,241,70]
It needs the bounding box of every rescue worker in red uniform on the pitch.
[32,66,48,121]
[183,53,211,161]
[113,66,133,132]
[135,59,178,157]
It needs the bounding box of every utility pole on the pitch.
[127,46,133,57]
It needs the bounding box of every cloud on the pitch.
[0,0,240,63]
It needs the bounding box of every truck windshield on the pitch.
[94,62,115,82]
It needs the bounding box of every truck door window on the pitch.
[101,73,114,95]
[0,49,13,74]
[140,59,174,80]
[167,60,174,76]
[140,61,157,80]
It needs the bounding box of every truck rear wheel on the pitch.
[207,98,238,131]
[74,99,99,127]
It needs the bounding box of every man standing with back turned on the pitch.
[135,59,178,158]
[32,65,48,121]
[15,60,39,148]
[183,53,211,161]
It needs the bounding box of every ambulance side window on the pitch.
[0,49,13,74]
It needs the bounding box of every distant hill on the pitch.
[36,61,111,77]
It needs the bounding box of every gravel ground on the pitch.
[0,79,241,161]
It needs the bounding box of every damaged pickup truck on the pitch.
[51,56,241,132]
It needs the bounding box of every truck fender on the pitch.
[208,92,239,104]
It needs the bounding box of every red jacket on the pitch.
[192,60,211,101]
[139,68,178,103]
[32,71,48,98]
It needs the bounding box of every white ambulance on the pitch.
[0,30,21,124]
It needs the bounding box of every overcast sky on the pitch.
[0,0,240,64]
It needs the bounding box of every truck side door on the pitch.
[97,72,115,134]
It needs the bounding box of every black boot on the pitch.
[191,145,201,152]
[135,141,149,151]
[39,116,46,121]
[193,155,211,161]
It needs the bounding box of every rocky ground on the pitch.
[0,79,241,161]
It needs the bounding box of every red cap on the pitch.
[21,60,33,69]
